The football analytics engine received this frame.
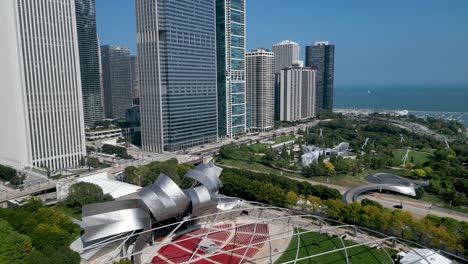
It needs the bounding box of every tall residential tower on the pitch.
[305,41,335,111]
[216,0,247,137]
[0,0,86,170]
[100,45,133,120]
[279,63,316,121]
[272,40,300,74]
[75,0,104,127]
[272,40,300,120]
[246,49,275,131]
[135,0,218,152]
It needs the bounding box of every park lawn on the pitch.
[274,135,296,144]
[219,159,301,178]
[275,230,395,264]
[393,149,432,164]
[249,143,270,153]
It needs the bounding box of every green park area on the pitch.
[393,148,432,164]
[276,230,395,264]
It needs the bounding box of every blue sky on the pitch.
[96,0,468,86]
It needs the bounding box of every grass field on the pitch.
[219,159,301,178]
[393,149,432,164]
[275,230,395,264]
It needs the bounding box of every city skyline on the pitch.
[95,0,468,86]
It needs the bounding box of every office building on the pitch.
[246,49,275,131]
[0,0,86,170]
[75,0,104,127]
[279,63,316,121]
[100,45,133,120]
[216,0,247,137]
[305,41,335,111]
[272,40,300,74]
[136,0,218,152]
[130,55,140,102]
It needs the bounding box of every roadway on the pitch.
[281,176,468,222]
[1,120,319,204]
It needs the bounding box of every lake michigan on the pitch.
[334,84,468,126]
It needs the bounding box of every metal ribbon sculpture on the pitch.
[80,162,223,262]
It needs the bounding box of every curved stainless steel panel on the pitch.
[186,185,218,217]
[82,199,151,242]
[138,174,190,221]
[343,184,416,204]
[186,163,223,192]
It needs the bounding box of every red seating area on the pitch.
[151,223,269,264]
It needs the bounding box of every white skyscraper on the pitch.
[272,40,300,74]
[279,63,316,121]
[0,0,86,170]
[246,49,275,131]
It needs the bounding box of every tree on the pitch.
[65,182,113,211]
[0,219,32,264]
[101,144,132,159]
[286,191,298,206]
[414,169,427,178]
[361,199,382,208]
[86,157,100,169]
[9,173,26,186]
[0,164,17,181]
[324,161,336,176]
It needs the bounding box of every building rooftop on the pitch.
[273,40,299,46]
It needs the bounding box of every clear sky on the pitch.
[96,0,468,86]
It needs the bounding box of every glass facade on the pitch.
[136,0,218,152]
[75,0,103,127]
[216,0,246,137]
[305,43,335,111]
[100,46,133,120]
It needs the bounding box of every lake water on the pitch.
[334,85,468,126]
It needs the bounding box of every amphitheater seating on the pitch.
[152,223,269,264]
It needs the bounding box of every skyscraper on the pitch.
[100,45,133,120]
[272,40,300,120]
[0,0,86,170]
[272,40,300,74]
[75,0,104,128]
[305,41,335,111]
[216,0,247,137]
[130,56,140,103]
[135,0,218,152]
[279,63,316,121]
[246,49,275,131]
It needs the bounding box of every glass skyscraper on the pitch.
[100,45,133,120]
[75,0,104,127]
[135,0,218,152]
[305,41,335,111]
[216,0,247,137]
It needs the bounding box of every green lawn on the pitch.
[276,230,395,264]
[393,149,432,164]
[219,159,301,178]
[274,135,296,144]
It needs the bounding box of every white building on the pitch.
[279,63,316,121]
[0,0,86,170]
[246,49,275,131]
[272,40,300,74]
